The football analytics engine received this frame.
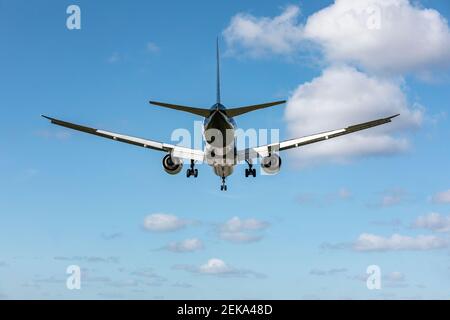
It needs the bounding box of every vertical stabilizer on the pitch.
[216,37,221,104]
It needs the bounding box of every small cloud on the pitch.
[353,233,448,252]
[107,279,139,288]
[107,52,121,64]
[385,273,409,288]
[34,275,65,284]
[368,189,408,208]
[163,238,203,253]
[337,188,352,200]
[431,190,450,204]
[320,242,350,250]
[174,258,265,278]
[143,213,187,232]
[223,5,303,58]
[346,273,368,283]
[83,273,112,284]
[146,41,160,53]
[130,268,166,286]
[309,268,347,276]
[380,189,407,207]
[172,281,193,288]
[217,217,269,243]
[54,256,119,264]
[412,213,450,233]
[385,271,405,282]
[199,258,232,275]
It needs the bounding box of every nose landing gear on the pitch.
[186,160,198,178]
[220,176,227,191]
[245,160,256,178]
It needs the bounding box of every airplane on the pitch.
[42,39,399,191]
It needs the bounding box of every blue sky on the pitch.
[1,0,450,299]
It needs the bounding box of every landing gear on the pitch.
[220,176,227,191]
[245,160,256,178]
[186,160,198,178]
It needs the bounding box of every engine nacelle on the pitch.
[261,154,282,175]
[162,154,183,175]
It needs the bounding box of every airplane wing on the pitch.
[41,115,205,162]
[237,114,399,161]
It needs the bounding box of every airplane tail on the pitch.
[149,100,286,117]
[148,38,286,117]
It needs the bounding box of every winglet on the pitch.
[389,114,400,120]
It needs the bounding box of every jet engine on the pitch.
[162,154,183,175]
[261,154,281,175]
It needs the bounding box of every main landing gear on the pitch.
[186,160,198,178]
[245,160,256,178]
[220,176,227,191]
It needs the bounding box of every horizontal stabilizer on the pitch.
[226,100,286,117]
[149,101,211,117]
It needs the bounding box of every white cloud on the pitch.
[285,66,422,166]
[386,271,405,282]
[223,5,304,57]
[224,1,450,73]
[413,212,450,233]
[223,1,450,168]
[310,268,347,276]
[353,233,448,251]
[199,258,233,275]
[380,190,405,207]
[164,238,203,253]
[143,213,187,232]
[369,188,408,208]
[174,258,266,278]
[218,217,269,243]
[303,0,450,73]
[146,41,160,53]
[432,190,450,204]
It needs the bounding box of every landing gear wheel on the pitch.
[186,160,198,178]
[245,160,256,178]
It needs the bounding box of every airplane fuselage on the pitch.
[203,103,236,178]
